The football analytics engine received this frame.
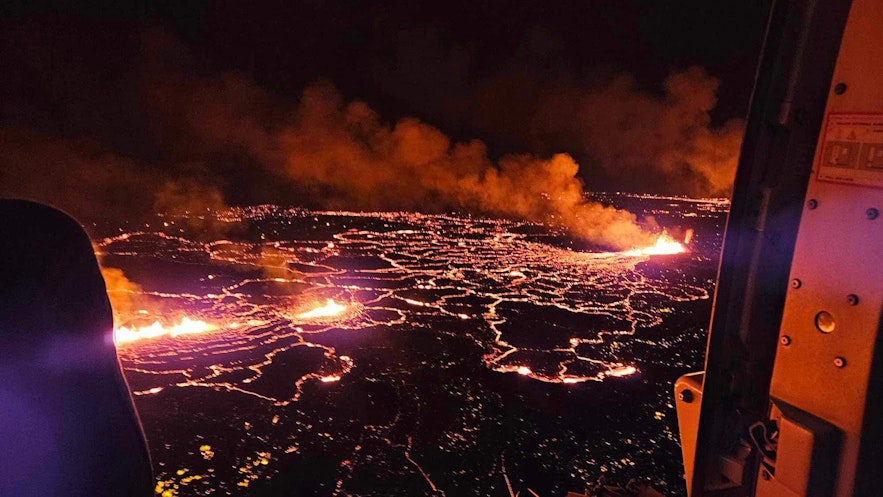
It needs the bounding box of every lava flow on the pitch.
[98,198,725,496]
[114,316,215,345]
[106,205,711,396]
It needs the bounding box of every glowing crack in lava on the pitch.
[99,196,726,496]
[114,316,215,345]
[297,299,347,319]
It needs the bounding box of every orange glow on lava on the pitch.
[297,299,347,319]
[114,316,215,345]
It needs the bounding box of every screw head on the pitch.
[847,294,860,306]
[834,82,848,95]
[678,389,694,403]
[780,335,792,346]
[834,357,847,368]
[807,199,819,210]
[761,469,771,480]
[867,208,879,220]
[791,278,802,289]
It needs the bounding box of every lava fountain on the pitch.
[297,299,348,320]
[114,316,215,345]
[622,233,687,257]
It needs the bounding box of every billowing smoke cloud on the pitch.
[100,265,183,326]
[514,67,744,197]
[0,127,155,224]
[0,126,228,230]
[371,28,744,196]
[100,266,145,317]
[574,67,743,196]
[1,24,734,248]
[153,179,232,239]
[149,76,657,249]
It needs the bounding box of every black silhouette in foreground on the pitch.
[0,199,153,496]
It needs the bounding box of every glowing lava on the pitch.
[297,299,347,319]
[100,201,723,494]
[114,316,215,345]
[623,233,687,256]
[605,365,638,377]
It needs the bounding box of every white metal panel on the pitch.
[770,0,883,495]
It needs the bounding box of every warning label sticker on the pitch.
[818,113,883,188]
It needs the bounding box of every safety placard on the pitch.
[817,113,883,188]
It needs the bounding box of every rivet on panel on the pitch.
[780,335,791,346]
[807,199,818,210]
[815,311,836,334]
[867,208,879,220]
[791,278,802,289]
[847,294,860,306]
[834,357,846,368]
[834,82,847,95]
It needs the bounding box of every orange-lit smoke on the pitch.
[576,67,744,196]
[0,128,156,225]
[101,266,216,345]
[0,127,229,231]
[153,179,232,239]
[151,77,657,249]
[100,266,145,317]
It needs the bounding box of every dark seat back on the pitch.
[0,199,153,497]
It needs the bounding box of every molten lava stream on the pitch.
[114,316,215,345]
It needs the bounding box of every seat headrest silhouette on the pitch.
[0,199,153,497]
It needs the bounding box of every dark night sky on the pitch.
[178,2,769,115]
[0,0,772,221]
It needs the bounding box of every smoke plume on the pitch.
[0,24,739,249]
[526,67,743,196]
[0,127,228,231]
[371,27,744,196]
[578,67,743,196]
[100,267,145,317]
[149,76,656,249]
